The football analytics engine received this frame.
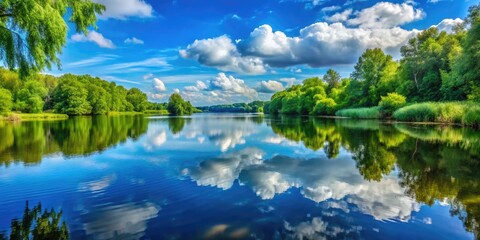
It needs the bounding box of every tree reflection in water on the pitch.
[0,115,147,167]
[0,202,68,240]
[269,116,480,238]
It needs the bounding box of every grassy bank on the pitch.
[335,107,381,119]
[393,102,480,127]
[334,101,480,127]
[143,110,169,115]
[1,113,69,121]
[106,111,144,116]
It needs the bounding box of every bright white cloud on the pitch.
[182,10,428,72]
[179,35,267,74]
[432,18,463,33]
[257,80,285,93]
[153,78,167,92]
[93,0,154,20]
[124,37,145,45]
[71,31,115,49]
[346,2,425,28]
[181,73,259,104]
[325,9,353,22]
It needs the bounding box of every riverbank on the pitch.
[0,113,69,121]
[335,101,480,128]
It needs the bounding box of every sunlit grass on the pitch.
[143,110,170,115]
[0,113,69,121]
[393,101,480,127]
[335,107,381,119]
[106,111,144,116]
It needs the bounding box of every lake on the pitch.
[0,114,479,239]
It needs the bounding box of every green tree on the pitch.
[351,48,398,106]
[52,77,91,115]
[14,80,48,113]
[323,69,341,93]
[452,5,480,101]
[400,28,463,101]
[0,0,105,77]
[167,93,194,116]
[126,88,148,112]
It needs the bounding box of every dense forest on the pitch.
[263,5,480,126]
[0,70,182,116]
[198,101,266,113]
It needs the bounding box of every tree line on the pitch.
[264,5,480,117]
[0,70,172,115]
[197,101,266,113]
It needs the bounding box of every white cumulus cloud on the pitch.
[346,2,425,28]
[257,80,285,93]
[153,78,166,92]
[124,37,144,45]
[93,0,154,20]
[432,18,463,33]
[179,35,267,74]
[71,31,115,49]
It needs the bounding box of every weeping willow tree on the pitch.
[0,0,105,77]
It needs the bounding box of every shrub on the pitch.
[311,98,337,115]
[379,93,406,115]
[336,107,381,119]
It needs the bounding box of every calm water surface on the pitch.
[0,114,479,239]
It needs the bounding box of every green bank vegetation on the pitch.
[0,71,197,119]
[264,5,480,127]
[198,101,266,113]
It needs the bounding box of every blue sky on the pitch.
[49,0,479,106]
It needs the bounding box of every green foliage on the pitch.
[52,76,92,115]
[167,93,194,116]
[400,27,464,101]
[126,88,148,112]
[351,48,399,106]
[0,202,69,240]
[0,115,147,166]
[462,106,480,127]
[0,0,105,77]
[0,87,13,112]
[323,69,341,93]
[312,98,337,115]
[14,80,48,113]
[198,101,265,113]
[393,102,475,123]
[336,107,381,119]
[0,70,166,116]
[379,93,407,115]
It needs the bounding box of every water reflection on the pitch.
[0,202,69,240]
[82,202,160,240]
[184,149,420,221]
[0,114,479,239]
[0,115,147,166]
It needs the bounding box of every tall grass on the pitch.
[0,113,69,121]
[393,102,480,127]
[335,107,381,119]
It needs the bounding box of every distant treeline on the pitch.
[198,101,266,113]
[0,70,168,115]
